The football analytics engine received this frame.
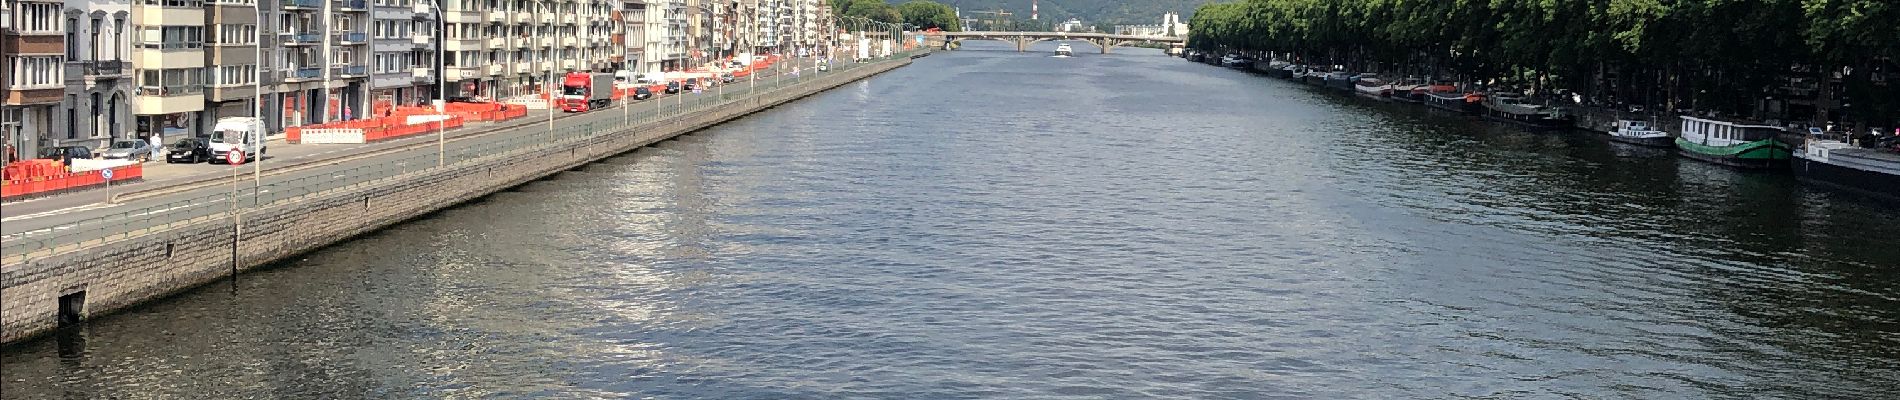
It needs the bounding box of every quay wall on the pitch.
[0,58,914,346]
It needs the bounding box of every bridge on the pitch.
[934,31,1184,54]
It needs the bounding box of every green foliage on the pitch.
[844,0,904,24]
[1185,0,1899,124]
[898,1,962,31]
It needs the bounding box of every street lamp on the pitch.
[431,0,445,166]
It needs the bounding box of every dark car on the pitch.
[633,86,652,100]
[720,73,735,83]
[41,145,93,161]
[665,81,680,94]
[682,78,698,91]
[166,137,211,163]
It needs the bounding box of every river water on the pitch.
[4,42,1898,398]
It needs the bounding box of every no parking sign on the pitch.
[229,150,246,166]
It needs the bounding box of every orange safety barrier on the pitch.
[0,164,142,199]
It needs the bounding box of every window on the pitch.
[136,26,205,49]
[208,0,256,4]
[137,0,204,7]
[66,18,79,59]
[114,18,125,60]
[213,65,257,86]
[210,24,257,45]
[90,18,102,61]
[137,68,205,96]
[6,56,65,89]
[14,2,62,33]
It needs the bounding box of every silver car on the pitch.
[100,139,155,161]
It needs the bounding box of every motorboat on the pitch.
[1353,74,1392,98]
[1483,94,1574,130]
[1608,119,1674,147]
[1055,44,1073,57]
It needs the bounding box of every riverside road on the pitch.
[0,63,812,248]
[3,42,1897,398]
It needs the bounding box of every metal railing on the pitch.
[0,50,923,264]
[282,0,319,8]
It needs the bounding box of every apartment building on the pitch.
[368,0,430,107]
[202,0,262,131]
[4,0,68,158]
[615,0,642,73]
[59,0,132,150]
[656,0,678,69]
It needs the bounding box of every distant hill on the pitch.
[913,0,1198,27]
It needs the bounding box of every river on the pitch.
[4,42,1898,398]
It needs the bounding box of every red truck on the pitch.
[560,72,615,112]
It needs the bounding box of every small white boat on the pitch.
[1055,44,1073,57]
[1609,119,1673,147]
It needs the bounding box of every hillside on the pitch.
[912,0,1198,26]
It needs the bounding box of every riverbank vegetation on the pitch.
[1187,0,1898,127]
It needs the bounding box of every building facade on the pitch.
[5,0,70,159]
[1115,12,1188,38]
[59,0,132,151]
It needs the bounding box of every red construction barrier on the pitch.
[0,164,141,199]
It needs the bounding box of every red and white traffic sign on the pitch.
[229,150,246,166]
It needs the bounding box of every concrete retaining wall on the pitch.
[0,57,914,346]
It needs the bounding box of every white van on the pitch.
[209,117,266,164]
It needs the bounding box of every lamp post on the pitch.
[433,0,445,166]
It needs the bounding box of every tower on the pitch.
[1031,0,1037,20]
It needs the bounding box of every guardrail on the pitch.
[0,50,924,264]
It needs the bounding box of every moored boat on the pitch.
[1353,74,1391,98]
[1794,138,1900,199]
[1608,119,1674,147]
[1055,44,1073,56]
[1424,86,1484,113]
[1324,72,1356,91]
[1482,94,1573,129]
[1674,115,1793,168]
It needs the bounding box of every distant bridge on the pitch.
[934,31,1184,54]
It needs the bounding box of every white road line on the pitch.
[2,202,122,222]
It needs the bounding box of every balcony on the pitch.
[336,0,366,10]
[611,34,623,45]
[413,67,433,82]
[91,60,128,78]
[282,68,322,82]
[337,32,367,44]
[538,14,553,24]
[561,37,576,47]
[282,0,320,9]
[335,65,368,78]
[515,61,530,72]
[281,32,321,46]
[560,59,575,70]
[538,37,553,47]
[487,9,505,22]
[487,64,504,75]
[412,35,431,48]
[413,3,434,18]
[446,66,480,81]
[488,37,506,48]
[561,14,576,25]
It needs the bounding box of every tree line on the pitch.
[1187,0,1898,127]
[832,0,962,31]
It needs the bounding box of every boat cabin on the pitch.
[1679,116,1784,147]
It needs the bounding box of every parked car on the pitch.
[817,62,829,72]
[682,78,698,91]
[720,73,735,83]
[665,81,680,94]
[41,146,93,161]
[100,139,155,161]
[166,137,211,163]
[633,86,653,100]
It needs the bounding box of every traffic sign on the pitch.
[100,168,113,180]
[229,150,246,166]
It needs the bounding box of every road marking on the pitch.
[2,202,122,222]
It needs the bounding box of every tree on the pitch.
[843,0,903,24]
[898,1,962,31]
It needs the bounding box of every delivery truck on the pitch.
[561,72,615,112]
